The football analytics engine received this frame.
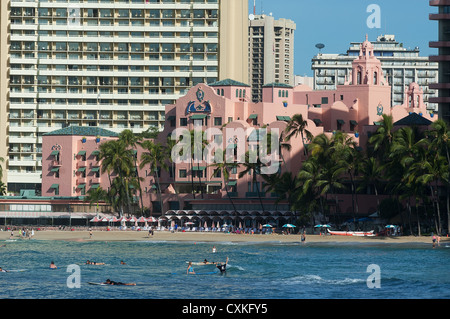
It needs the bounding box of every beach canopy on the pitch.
[282,224,296,228]
[90,216,102,222]
[100,217,109,222]
[314,224,331,228]
[385,225,397,228]
[118,216,129,222]
[129,217,137,222]
[185,221,195,225]
[262,224,273,228]
[147,217,157,222]
[137,217,147,223]
[109,217,119,223]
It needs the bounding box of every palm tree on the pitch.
[369,114,394,161]
[285,114,313,156]
[427,119,450,234]
[239,150,266,212]
[85,187,108,215]
[119,129,144,214]
[209,151,239,213]
[140,140,169,217]
[189,129,209,199]
[357,157,384,215]
[99,139,134,217]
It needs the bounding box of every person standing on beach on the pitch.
[89,229,93,239]
[301,232,306,243]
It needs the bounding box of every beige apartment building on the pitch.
[0,0,248,193]
[248,14,296,102]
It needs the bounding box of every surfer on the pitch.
[0,267,8,272]
[216,257,229,274]
[103,279,136,286]
[120,260,126,265]
[49,261,58,269]
[187,262,195,275]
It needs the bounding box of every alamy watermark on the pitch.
[366,4,381,29]
[366,264,381,289]
[170,123,281,175]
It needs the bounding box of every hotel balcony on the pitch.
[429,41,450,48]
[429,55,450,62]
[429,83,450,89]
[430,0,450,5]
[429,96,450,103]
[429,13,450,20]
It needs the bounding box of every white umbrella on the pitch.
[282,224,296,228]
[185,221,195,225]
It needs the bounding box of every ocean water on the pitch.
[0,238,449,299]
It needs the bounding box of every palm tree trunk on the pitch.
[154,171,164,217]
[197,162,204,199]
[434,181,442,235]
[133,157,144,215]
[415,196,421,236]
[190,157,196,199]
[254,173,265,212]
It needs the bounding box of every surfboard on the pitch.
[172,270,219,275]
[1,269,26,273]
[185,262,216,266]
[88,282,107,286]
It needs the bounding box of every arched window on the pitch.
[236,89,239,98]
[373,72,378,85]
[278,90,282,97]
[286,90,289,98]
[217,89,220,95]
[357,71,362,85]
[221,89,224,96]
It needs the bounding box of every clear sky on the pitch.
[248,0,438,76]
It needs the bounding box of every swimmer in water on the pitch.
[104,279,136,286]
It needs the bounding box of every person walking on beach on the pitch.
[9,230,13,240]
[89,229,93,239]
[301,232,306,243]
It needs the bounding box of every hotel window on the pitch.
[214,117,222,126]
[180,118,188,126]
[321,97,328,104]
[179,169,187,178]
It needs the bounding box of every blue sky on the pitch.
[249,0,438,76]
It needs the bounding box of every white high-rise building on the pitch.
[311,35,438,110]
[2,0,249,193]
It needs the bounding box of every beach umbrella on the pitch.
[100,217,109,222]
[314,224,323,228]
[262,224,273,228]
[118,216,129,222]
[282,224,296,228]
[109,216,118,223]
[137,216,147,223]
[185,221,195,225]
[385,225,396,228]
[90,216,101,223]
[129,216,137,223]
[322,224,331,228]
[147,216,157,223]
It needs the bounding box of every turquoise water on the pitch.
[0,239,449,299]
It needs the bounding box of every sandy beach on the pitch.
[1,229,447,245]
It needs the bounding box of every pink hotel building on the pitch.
[41,37,437,225]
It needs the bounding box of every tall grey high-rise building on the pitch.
[248,14,296,102]
[312,35,438,110]
[429,0,450,123]
[1,0,249,193]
